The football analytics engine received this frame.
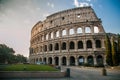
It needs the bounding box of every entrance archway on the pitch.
[62,57,66,65]
[70,56,75,66]
[87,56,94,65]
[78,56,84,65]
[54,57,59,65]
[97,55,103,65]
[48,57,52,64]
[43,57,46,64]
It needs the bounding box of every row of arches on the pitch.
[33,55,104,66]
[31,26,100,44]
[31,39,102,53]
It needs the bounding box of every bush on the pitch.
[83,63,94,67]
[94,64,104,67]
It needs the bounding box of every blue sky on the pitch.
[0,0,120,57]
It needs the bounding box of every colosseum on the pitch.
[29,6,106,66]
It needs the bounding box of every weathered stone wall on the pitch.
[29,6,106,66]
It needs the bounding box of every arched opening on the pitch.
[70,56,75,66]
[62,29,66,36]
[96,40,101,48]
[85,27,91,33]
[69,41,75,49]
[55,43,59,50]
[97,55,103,65]
[49,44,53,51]
[87,40,92,48]
[62,42,66,50]
[54,57,59,65]
[44,45,47,52]
[69,28,74,35]
[39,58,42,62]
[78,56,84,65]
[62,57,66,65]
[94,26,99,33]
[48,57,52,64]
[43,57,46,64]
[78,41,83,49]
[87,56,94,65]
[77,27,82,33]
[36,58,39,63]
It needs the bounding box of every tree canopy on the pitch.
[0,44,27,64]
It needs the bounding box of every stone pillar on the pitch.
[66,28,69,36]
[74,27,77,35]
[59,29,62,37]
[102,39,105,48]
[104,55,107,65]
[83,40,86,50]
[52,57,55,65]
[46,57,48,64]
[59,57,61,66]
[53,43,55,53]
[84,57,87,63]
[91,26,94,34]
[75,40,77,51]
[92,39,96,50]
[67,58,70,66]
[67,40,69,52]
[83,27,85,35]
[75,58,78,66]
[94,57,97,65]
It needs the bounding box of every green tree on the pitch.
[0,44,27,64]
[0,44,15,64]
[117,34,120,65]
[105,34,113,66]
[111,36,118,66]
[15,54,27,63]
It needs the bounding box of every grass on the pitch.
[0,64,59,71]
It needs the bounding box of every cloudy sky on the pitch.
[0,0,120,57]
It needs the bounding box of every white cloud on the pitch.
[86,0,91,2]
[79,2,90,7]
[47,2,54,8]
[74,0,79,7]
[73,0,92,7]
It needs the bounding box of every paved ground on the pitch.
[2,66,120,80]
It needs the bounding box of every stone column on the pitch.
[103,55,107,65]
[82,27,85,35]
[67,40,69,52]
[84,56,87,63]
[102,39,105,48]
[46,57,48,64]
[92,39,96,50]
[75,40,77,51]
[67,58,70,66]
[59,57,61,66]
[83,40,86,50]
[91,26,94,34]
[75,58,78,66]
[59,29,62,38]
[52,57,55,65]
[94,56,97,65]
[74,27,77,35]
[53,43,55,53]
[66,28,69,36]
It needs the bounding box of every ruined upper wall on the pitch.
[31,6,101,37]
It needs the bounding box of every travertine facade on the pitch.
[29,6,106,66]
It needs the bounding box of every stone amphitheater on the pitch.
[29,6,106,66]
